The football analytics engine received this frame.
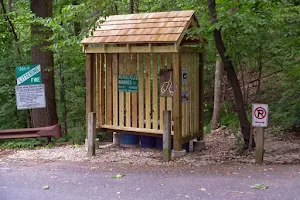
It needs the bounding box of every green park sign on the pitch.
[118,74,138,92]
[16,64,42,86]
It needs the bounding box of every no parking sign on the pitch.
[252,104,268,127]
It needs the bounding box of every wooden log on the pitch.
[163,110,172,162]
[255,127,264,164]
[88,112,96,157]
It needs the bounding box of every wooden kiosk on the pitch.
[82,10,204,152]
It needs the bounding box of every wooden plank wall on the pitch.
[96,52,201,138]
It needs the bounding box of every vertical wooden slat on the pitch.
[199,52,205,140]
[125,54,131,127]
[112,54,119,126]
[159,53,165,130]
[138,54,145,128]
[119,54,125,127]
[96,54,100,124]
[190,54,195,135]
[99,54,105,126]
[131,54,138,128]
[106,54,113,125]
[145,53,151,129]
[166,53,173,114]
[195,53,200,134]
[187,54,193,136]
[173,53,182,151]
[86,53,96,136]
[181,53,189,137]
[152,54,158,130]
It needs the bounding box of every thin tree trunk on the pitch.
[212,60,223,130]
[129,0,134,14]
[207,0,254,148]
[30,0,58,127]
[255,46,263,102]
[7,0,12,12]
[59,64,67,135]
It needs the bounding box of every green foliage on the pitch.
[0,138,46,149]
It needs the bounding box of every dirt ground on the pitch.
[1,128,299,168]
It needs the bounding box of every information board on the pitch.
[15,84,46,110]
[118,74,138,92]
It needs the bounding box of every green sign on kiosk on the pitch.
[16,64,42,85]
[118,74,138,92]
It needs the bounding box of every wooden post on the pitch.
[163,110,171,162]
[255,127,264,163]
[86,54,96,137]
[88,112,96,157]
[198,52,205,140]
[173,53,182,151]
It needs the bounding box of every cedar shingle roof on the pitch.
[81,10,198,45]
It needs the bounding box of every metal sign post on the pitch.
[252,104,268,164]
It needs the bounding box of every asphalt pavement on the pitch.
[1,160,300,200]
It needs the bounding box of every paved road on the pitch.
[1,160,300,200]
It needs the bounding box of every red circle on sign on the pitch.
[254,107,266,119]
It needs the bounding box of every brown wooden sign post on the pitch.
[252,104,268,164]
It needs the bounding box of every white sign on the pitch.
[15,84,46,110]
[252,104,268,127]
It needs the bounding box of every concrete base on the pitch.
[189,140,194,152]
[193,140,205,151]
[171,149,186,159]
[113,132,120,146]
[85,138,100,151]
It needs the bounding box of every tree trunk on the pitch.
[59,64,67,135]
[129,0,134,14]
[207,0,254,148]
[30,0,58,127]
[7,0,12,12]
[212,60,223,130]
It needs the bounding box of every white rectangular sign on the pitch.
[252,104,268,127]
[15,84,46,110]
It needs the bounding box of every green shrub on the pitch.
[0,138,46,149]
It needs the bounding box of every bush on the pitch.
[0,138,46,149]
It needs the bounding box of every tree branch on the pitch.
[0,0,21,57]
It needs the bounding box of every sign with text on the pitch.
[16,64,42,85]
[118,74,138,92]
[252,104,268,127]
[15,84,46,110]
